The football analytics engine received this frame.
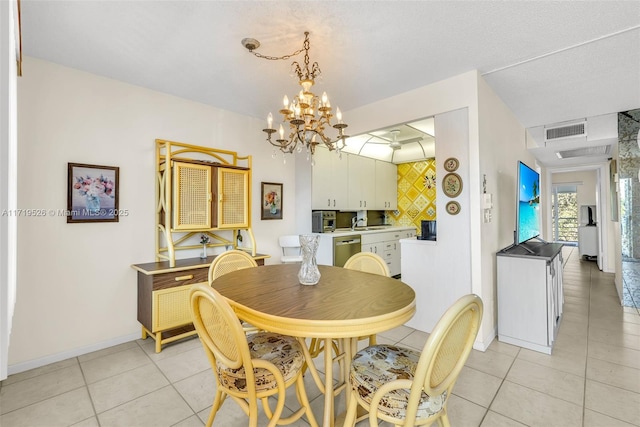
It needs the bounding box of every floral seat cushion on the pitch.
[350,345,447,420]
[216,332,304,393]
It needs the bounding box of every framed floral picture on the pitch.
[261,182,283,220]
[67,163,119,223]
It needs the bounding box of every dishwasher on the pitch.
[333,235,361,267]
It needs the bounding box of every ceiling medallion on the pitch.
[242,32,348,163]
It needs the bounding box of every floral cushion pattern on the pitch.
[216,332,304,393]
[350,345,447,420]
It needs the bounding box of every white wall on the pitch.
[477,76,531,345]
[345,70,531,350]
[9,57,303,371]
[402,108,472,335]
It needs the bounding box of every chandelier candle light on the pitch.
[242,32,348,162]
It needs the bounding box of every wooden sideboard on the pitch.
[131,253,269,352]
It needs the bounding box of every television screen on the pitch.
[516,161,541,245]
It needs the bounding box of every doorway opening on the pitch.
[552,184,578,244]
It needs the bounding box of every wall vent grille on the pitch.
[555,144,611,159]
[545,121,587,141]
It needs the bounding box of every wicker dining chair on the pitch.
[344,251,391,346]
[208,250,259,334]
[207,249,258,283]
[343,294,483,427]
[189,284,318,427]
[343,251,391,278]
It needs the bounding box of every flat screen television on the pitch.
[515,161,541,245]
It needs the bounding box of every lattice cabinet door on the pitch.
[216,167,249,228]
[172,161,212,230]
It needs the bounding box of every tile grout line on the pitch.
[581,251,592,427]
[136,339,204,425]
[476,345,522,425]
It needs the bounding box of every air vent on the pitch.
[545,121,587,142]
[556,145,611,159]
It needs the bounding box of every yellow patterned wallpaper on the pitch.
[387,159,437,233]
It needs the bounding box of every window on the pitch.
[552,184,578,243]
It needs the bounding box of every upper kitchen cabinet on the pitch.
[347,154,376,210]
[375,160,398,210]
[312,147,348,210]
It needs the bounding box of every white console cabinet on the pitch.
[578,225,598,258]
[497,242,564,354]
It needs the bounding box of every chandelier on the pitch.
[242,32,348,159]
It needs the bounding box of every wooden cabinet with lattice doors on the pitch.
[215,167,249,228]
[173,161,249,230]
[173,161,213,230]
[156,139,255,267]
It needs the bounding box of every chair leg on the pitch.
[248,399,260,427]
[437,411,451,427]
[343,389,358,427]
[206,390,225,427]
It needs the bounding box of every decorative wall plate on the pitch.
[446,201,461,215]
[444,157,459,172]
[442,173,463,198]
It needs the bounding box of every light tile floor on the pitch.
[1,247,639,426]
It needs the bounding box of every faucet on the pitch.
[351,217,364,231]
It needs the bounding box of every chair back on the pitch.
[208,249,258,283]
[278,235,303,263]
[190,283,253,375]
[343,252,391,277]
[415,294,483,399]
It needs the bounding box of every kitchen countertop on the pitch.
[319,226,416,237]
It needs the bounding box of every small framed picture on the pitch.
[442,172,463,198]
[67,163,119,223]
[261,182,283,220]
[444,157,459,172]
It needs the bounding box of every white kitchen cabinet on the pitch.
[375,160,398,210]
[311,147,348,210]
[402,229,417,239]
[347,154,376,210]
[497,242,564,354]
[361,240,384,256]
[317,227,415,272]
[361,230,405,277]
[385,239,401,277]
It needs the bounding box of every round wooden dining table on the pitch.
[210,263,416,427]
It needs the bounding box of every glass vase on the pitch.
[85,195,100,214]
[298,234,321,285]
[201,243,207,259]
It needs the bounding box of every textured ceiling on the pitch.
[19,1,640,166]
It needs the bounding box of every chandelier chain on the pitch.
[249,46,305,61]
[245,32,348,157]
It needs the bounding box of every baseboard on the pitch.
[7,332,140,376]
[473,327,496,352]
